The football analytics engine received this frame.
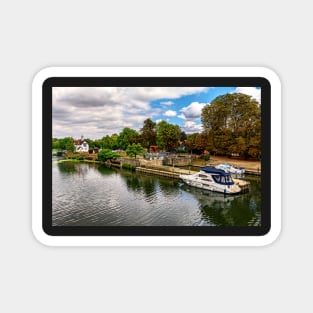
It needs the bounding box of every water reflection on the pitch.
[119,170,181,199]
[180,183,261,226]
[121,170,159,198]
[97,165,116,176]
[57,161,78,174]
[53,161,262,227]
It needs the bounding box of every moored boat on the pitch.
[215,163,245,175]
[179,166,242,194]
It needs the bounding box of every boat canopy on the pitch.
[201,166,230,176]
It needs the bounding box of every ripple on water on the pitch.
[52,161,261,227]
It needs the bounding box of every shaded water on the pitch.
[52,159,261,226]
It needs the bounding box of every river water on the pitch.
[52,159,261,227]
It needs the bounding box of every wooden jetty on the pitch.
[233,178,250,193]
[107,158,251,193]
[136,167,180,179]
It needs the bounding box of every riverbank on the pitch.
[190,155,261,175]
[56,159,101,164]
[54,156,251,193]
[55,154,261,177]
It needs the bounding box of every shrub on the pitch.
[202,155,210,161]
[98,149,120,162]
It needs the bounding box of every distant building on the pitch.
[74,136,89,152]
[149,145,160,153]
[89,147,99,154]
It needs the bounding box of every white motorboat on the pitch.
[179,166,241,194]
[215,163,245,175]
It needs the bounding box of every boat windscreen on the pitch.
[212,174,234,185]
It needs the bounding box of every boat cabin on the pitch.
[200,166,235,185]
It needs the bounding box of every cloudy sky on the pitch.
[53,86,261,139]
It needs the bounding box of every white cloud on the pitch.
[160,101,174,106]
[130,87,209,101]
[179,102,208,120]
[181,121,203,133]
[163,110,177,117]
[156,119,163,124]
[52,87,210,138]
[234,87,261,103]
[177,114,186,120]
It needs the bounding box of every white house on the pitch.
[74,137,89,152]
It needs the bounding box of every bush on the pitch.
[98,149,120,162]
[202,154,210,161]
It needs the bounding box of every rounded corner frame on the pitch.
[32,66,281,246]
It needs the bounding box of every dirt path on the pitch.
[193,155,261,171]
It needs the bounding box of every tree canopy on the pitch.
[185,132,210,154]
[156,121,181,152]
[126,143,144,159]
[97,134,119,150]
[53,137,75,152]
[201,93,261,158]
[140,118,157,149]
[117,128,139,150]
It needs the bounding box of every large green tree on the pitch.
[201,93,261,158]
[117,128,139,150]
[99,134,119,150]
[156,121,181,151]
[140,118,157,148]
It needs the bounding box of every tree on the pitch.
[201,93,261,158]
[156,121,181,151]
[126,143,144,159]
[58,137,75,152]
[100,134,118,150]
[117,128,139,150]
[84,138,95,150]
[97,149,120,162]
[93,139,103,149]
[185,133,210,154]
[180,131,187,142]
[140,118,157,149]
[110,134,119,150]
[52,138,60,150]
